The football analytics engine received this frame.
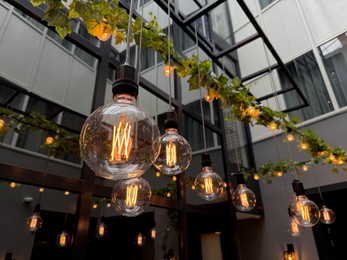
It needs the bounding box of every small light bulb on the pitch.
[337,157,344,165]
[0,119,5,128]
[136,233,146,246]
[223,182,227,188]
[298,143,309,151]
[191,185,196,190]
[164,65,174,76]
[194,166,224,201]
[45,136,54,145]
[155,171,161,177]
[287,216,304,237]
[96,222,108,238]
[253,174,260,180]
[39,187,44,192]
[246,106,260,118]
[10,182,16,188]
[166,192,171,198]
[172,176,177,182]
[151,227,156,239]
[286,133,295,142]
[231,183,256,212]
[268,121,277,131]
[302,165,309,171]
[320,205,336,224]
[106,203,111,208]
[56,231,71,247]
[205,94,214,102]
[97,32,112,41]
[64,191,70,196]
[275,171,283,177]
[93,204,98,209]
[26,213,43,232]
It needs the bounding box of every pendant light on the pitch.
[194,153,224,201]
[79,0,160,180]
[56,230,71,247]
[231,173,256,211]
[286,208,304,237]
[320,204,335,224]
[284,244,296,260]
[135,233,146,246]
[26,203,43,232]
[111,177,151,217]
[153,0,192,176]
[96,215,108,238]
[290,180,320,227]
[150,226,156,239]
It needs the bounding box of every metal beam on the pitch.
[183,0,226,25]
[241,64,280,83]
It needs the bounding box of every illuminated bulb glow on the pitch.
[125,185,138,207]
[166,142,177,167]
[299,143,309,150]
[291,221,299,234]
[254,174,260,180]
[98,33,111,41]
[151,228,156,239]
[205,94,213,102]
[106,203,111,208]
[297,202,310,222]
[45,136,54,144]
[240,192,249,207]
[164,65,174,76]
[10,182,16,188]
[287,134,294,142]
[204,177,213,195]
[269,122,277,131]
[155,172,161,177]
[39,187,44,192]
[284,252,296,260]
[323,211,331,222]
[302,165,308,171]
[30,218,38,229]
[60,235,66,246]
[110,122,132,162]
[98,226,105,236]
[137,234,143,245]
[0,119,4,128]
[64,191,69,195]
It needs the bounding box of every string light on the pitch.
[9,182,16,188]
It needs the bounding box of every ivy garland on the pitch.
[1,0,347,183]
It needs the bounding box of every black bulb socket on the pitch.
[112,64,138,98]
[34,203,41,214]
[236,173,246,185]
[164,111,178,130]
[292,181,305,196]
[287,244,295,253]
[201,153,212,168]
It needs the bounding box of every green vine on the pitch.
[1,0,346,182]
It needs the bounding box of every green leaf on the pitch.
[31,0,47,7]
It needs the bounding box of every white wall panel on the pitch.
[31,39,70,104]
[0,4,8,28]
[0,14,41,88]
[262,0,311,63]
[230,0,258,32]
[64,58,95,115]
[300,0,347,45]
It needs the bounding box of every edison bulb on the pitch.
[153,128,192,176]
[136,233,146,246]
[80,65,160,180]
[56,231,71,247]
[287,216,304,237]
[96,222,108,238]
[320,206,335,224]
[290,195,320,227]
[232,184,256,211]
[298,143,309,151]
[26,213,43,232]
[111,177,151,217]
[164,65,174,76]
[151,227,156,239]
[194,166,224,201]
[287,133,295,142]
[268,121,277,131]
[97,32,112,41]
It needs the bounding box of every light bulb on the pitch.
[151,227,156,239]
[302,165,309,171]
[56,231,71,247]
[268,121,277,131]
[232,184,256,211]
[26,213,43,232]
[111,177,151,217]
[64,191,69,196]
[80,64,160,180]
[298,142,309,151]
[39,187,44,192]
[136,233,146,246]
[205,88,215,102]
[205,94,214,103]
[246,106,260,118]
[275,170,283,177]
[153,112,192,176]
[10,182,16,188]
[287,133,295,142]
[106,203,111,208]
[164,65,174,76]
[194,154,224,201]
[284,244,297,260]
[320,205,335,224]
[45,136,54,144]
[287,216,304,237]
[0,118,4,128]
[290,195,320,227]
[96,222,108,238]
[253,174,260,180]
[97,32,112,41]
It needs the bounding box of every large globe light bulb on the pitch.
[290,181,320,227]
[80,65,160,180]
[111,177,151,217]
[194,154,224,201]
[231,174,256,211]
[26,204,43,232]
[286,208,304,237]
[153,111,192,175]
[320,205,336,224]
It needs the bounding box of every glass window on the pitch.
[174,23,195,52]
[279,51,333,121]
[141,47,155,70]
[74,45,97,68]
[319,32,347,108]
[47,29,73,51]
[259,0,276,9]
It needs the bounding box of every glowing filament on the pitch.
[125,185,138,207]
[298,204,310,222]
[30,218,37,229]
[99,226,105,236]
[151,228,156,239]
[204,177,213,195]
[137,234,143,245]
[59,235,66,245]
[240,192,249,207]
[291,221,299,233]
[166,141,177,167]
[110,122,132,162]
[323,211,330,221]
